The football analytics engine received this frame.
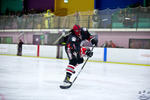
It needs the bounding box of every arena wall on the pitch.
[0,29,150,48]
[0,44,150,65]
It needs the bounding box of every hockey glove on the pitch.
[86,50,93,57]
[91,38,98,46]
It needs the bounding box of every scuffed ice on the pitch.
[0,55,150,100]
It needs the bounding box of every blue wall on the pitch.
[95,0,144,10]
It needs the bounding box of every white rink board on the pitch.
[107,48,150,65]
[40,45,57,58]
[0,44,17,55]
[62,46,67,59]
[0,44,150,65]
[22,45,37,56]
[89,47,104,61]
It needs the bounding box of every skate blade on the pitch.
[60,82,72,89]
[60,84,72,89]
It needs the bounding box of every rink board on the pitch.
[0,44,150,65]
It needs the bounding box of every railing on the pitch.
[0,7,150,29]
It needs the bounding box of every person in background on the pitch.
[92,9,100,28]
[108,40,116,48]
[101,41,109,48]
[17,39,24,56]
[44,9,54,29]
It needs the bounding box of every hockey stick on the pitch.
[53,16,68,45]
[60,45,95,89]
[72,45,95,84]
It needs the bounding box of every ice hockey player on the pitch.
[63,25,98,86]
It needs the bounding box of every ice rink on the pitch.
[0,55,150,100]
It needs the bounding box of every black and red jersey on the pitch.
[65,29,93,54]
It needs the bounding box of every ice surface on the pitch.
[0,55,150,100]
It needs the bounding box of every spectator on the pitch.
[101,41,109,48]
[44,9,54,29]
[129,13,136,28]
[108,40,116,48]
[17,39,24,56]
[17,12,22,29]
[123,13,136,28]
[118,10,124,23]
[74,11,80,25]
[92,9,100,28]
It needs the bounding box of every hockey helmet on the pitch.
[73,25,81,36]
